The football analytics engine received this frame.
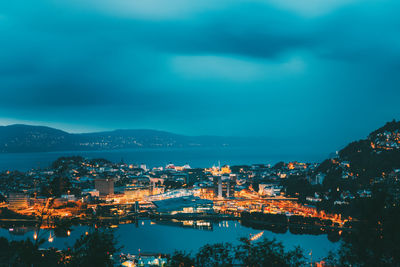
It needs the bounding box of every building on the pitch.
[152,195,214,215]
[205,165,231,176]
[213,175,236,198]
[140,163,148,172]
[149,177,165,187]
[121,254,168,267]
[61,194,76,201]
[95,178,114,196]
[129,177,150,187]
[136,255,168,266]
[8,192,29,210]
[310,173,326,185]
[82,189,100,197]
[258,184,281,196]
[124,187,152,200]
[147,189,193,201]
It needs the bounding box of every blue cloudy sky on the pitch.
[0,0,399,152]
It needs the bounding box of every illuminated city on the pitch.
[1,0,400,265]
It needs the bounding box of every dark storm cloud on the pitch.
[0,0,317,106]
[0,0,400,154]
[133,5,314,59]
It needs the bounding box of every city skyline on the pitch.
[1,0,400,154]
[0,1,399,265]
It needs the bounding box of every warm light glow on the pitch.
[48,233,54,243]
[250,231,264,241]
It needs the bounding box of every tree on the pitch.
[330,187,400,266]
[0,237,61,266]
[281,175,313,200]
[187,238,305,267]
[169,251,195,267]
[68,228,120,267]
[235,238,305,267]
[196,243,234,267]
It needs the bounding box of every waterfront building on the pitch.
[152,195,214,215]
[147,189,193,201]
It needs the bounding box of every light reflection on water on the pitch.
[0,219,340,260]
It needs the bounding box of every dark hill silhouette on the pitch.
[0,124,242,153]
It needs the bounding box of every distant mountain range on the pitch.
[0,124,244,153]
[2,121,399,154]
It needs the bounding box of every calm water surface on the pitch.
[0,220,339,260]
[0,147,326,171]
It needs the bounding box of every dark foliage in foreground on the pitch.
[68,229,120,267]
[326,187,400,267]
[0,228,119,267]
[0,238,61,267]
[170,238,306,267]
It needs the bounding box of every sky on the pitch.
[0,0,400,153]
